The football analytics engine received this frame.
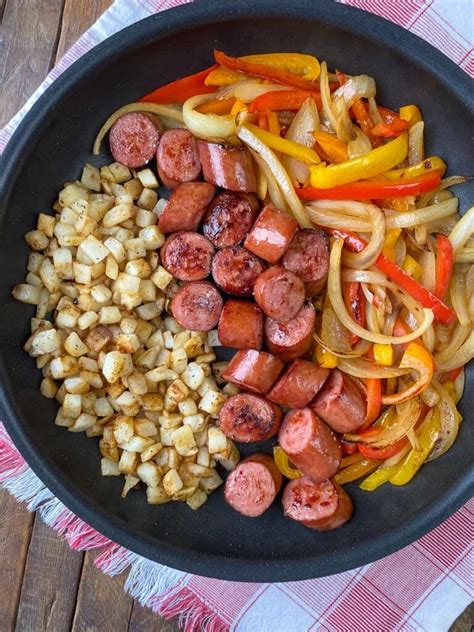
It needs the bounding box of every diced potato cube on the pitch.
[64,331,89,357]
[103,203,134,228]
[163,469,183,496]
[120,317,137,334]
[105,254,119,280]
[94,396,114,417]
[178,398,197,417]
[29,328,61,356]
[79,235,109,263]
[119,436,154,453]
[81,163,101,191]
[25,230,49,251]
[104,237,126,263]
[199,390,226,417]
[136,302,160,321]
[141,442,162,462]
[183,336,205,359]
[114,333,140,354]
[183,413,206,433]
[101,458,121,476]
[166,379,189,404]
[124,178,143,200]
[63,393,82,418]
[73,262,92,285]
[114,272,140,294]
[150,265,173,291]
[137,188,158,211]
[139,225,165,250]
[196,446,211,468]
[59,183,89,207]
[142,393,164,412]
[86,325,113,352]
[108,162,131,183]
[198,469,223,493]
[171,425,197,457]
[146,485,170,505]
[75,213,97,237]
[118,450,138,475]
[98,306,121,325]
[181,362,205,390]
[50,356,79,379]
[64,376,90,395]
[186,489,208,510]
[102,351,133,383]
[12,283,41,305]
[69,412,97,432]
[145,367,177,383]
[121,474,140,498]
[113,415,134,444]
[40,377,58,399]
[160,427,175,447]
[77,311,99,331]
[37,213,56,238]
[134,418,157,437]
[125,258,151,279]
[39,258,60,293]
[91,284,113,304]
[136,461,161,488]
[135,207,156,227]
[208,426,228,454]
[214,442,240,470]
[137,168,159,188]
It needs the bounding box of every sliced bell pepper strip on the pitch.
[373,344,394,366]
[402,255,422,281]
[140,65,217,104]
[309,132,408,189]
[371,106,409,137]
[343,281,365,345]
[196,97,236,114]
[434,234,454,300]
[336,70,379,143]
[205,66,248,86]
[244,123,321,163]
[359,463,400,490]
[267,112,281,135]
[363,378,382,429]
[230,99,247,116]
[214,50,319,90]
[359,437,408,460]
[382,156,446,180]
[325,228,456,324]
[273,446,302,480]
[440,366,463,383]
[314,344,338,368]
[314,131,348,163]
[297,170,441,200]
[382,228,402,260]
[381,342,434,405]
[399,104,422,127]
[334,458,379,484]
[249,89,322,113]
[341,453,364,468]
[257,114,268,130]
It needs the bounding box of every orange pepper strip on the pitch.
[249,89,322,113]
[359,437,408,460]
[214,50,318,90]
[258,114,268,130]
[371,106,410,137]
[363,378,382,429]
[196,97,236,114]
[381,342,434,405]
[314,131,348,163]
[336,70,381,146]
[140,65,217,104]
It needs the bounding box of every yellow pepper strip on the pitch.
[382,342,434,405]
[383,156,446,180]
[245,123,321,164]
[205,67,248,86]
[315,344,338,368]
[402,255,422,281]
[309,132,408,189]
[373,343,394,366]
[334,458,379,485]
[399,105,422,128]
[273,447,302,480]
[314,131,348,163]
[230,99,247,116]
[382,228,402,260]
[341,453,364,468]
[389,409,440,485]
[267,112,281,136]
[359,463,400,491]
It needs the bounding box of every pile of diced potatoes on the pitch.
[13,161,240,510]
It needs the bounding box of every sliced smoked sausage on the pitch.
[211,246,265,297]
[311,369,366,433]
[225,453,283,517]
[253,267,305,322]
[218,393,282,442]
[202,192,259,248]
[265,302,316,361]
[197,141,257,193]
[278,408,341,482]
[282,229,330,296]
[170,281,223,332]
[161,232,214,281]
[244,205,298,264]
[223,349,284,395]
[109,113,160,169]
[156,129,201,188]
[158,182,215,234]
[218,300,264,350]
[268,360,329,409]
[282,477,353,531]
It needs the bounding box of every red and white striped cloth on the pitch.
[0,1,472,630]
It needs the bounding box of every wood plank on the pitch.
[0,0,65,127]
[72,552,134,632]
[15,515,84,632]
[0,490,34,631]
[55,0,113,63]
[129,601,180,632]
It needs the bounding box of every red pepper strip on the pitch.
[326,229,456,324]
[359,437,408,460]
[343,281,365,345]
[140,65,217,104]
[297,170,441,200]
[341,439,358,455]
[248,89,322,113]
[363,378,382,430]
[434,234,454,300]
[440,366,463,383]
[371,106,410,137]
[214,50,318,91]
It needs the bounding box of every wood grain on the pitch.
[55,0,112,62]
[129,601,180,632]
[15,516,84,632]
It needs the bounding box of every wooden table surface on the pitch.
[0,2,471,631]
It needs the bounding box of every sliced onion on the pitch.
[183,94,236,141]
[333,95,353,142]
[282,97,320,186]
[440,175,470,189]
[249,149,288,212]
[344,206,385,269]
[342,269,388,285]
[338,358,409,379]
[385,197,458,229]
[448,205,474,254]
[425,381,459,462]
[320,61,337,133]
[381,344,433,405]
[368,97,383,125]
[434,323,471,364]
[93,103,184,155]
[314,334,370,359]
[450,266,471,326]
[306,202,372,232]
[435,331,474,372]
[419,249,436,293]
[348,125,372,159]
[332,75,376,107]
[320,304,353,353]
[408,120,424,165]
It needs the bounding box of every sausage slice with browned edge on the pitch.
[282,229,330,296]
[268,359,329,409]
[158,182,215,234]
[278,408,341,482]
[225,453,283,517]
[170,281,223,332]
[265,302,316,361]
[156,129,201,188]
[311,369,366,433]
[223,349,284,395]
[282,477,353,531]
[197,141,257,193]
[244,205,298,263]
[109,113,160,169]
[218,393,282,442]
[202,192,259,248]
[161,232,214,281]
[211,246,265,296]
[253,267,305,322]
[218,300,264,350]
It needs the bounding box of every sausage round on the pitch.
[218,393,282,442]
[268,360,329,409]
[225,453,283,517]
[170,281,223,332]
[197,141,257,193]
[265,302,316,361]
[158,182,215,234]
[156,129,201,188]
[282,477,353,531]
[311,369,366,433]
[223,349,284,395]
[218,300,264,350]
[253,267,305,322]
[278,408,341,482]
[282,229,329,296]
[161,231,214,281]
[202,192,259,249]
[244,205,298,264]
[109,113,160,169]
[211,246,265,296]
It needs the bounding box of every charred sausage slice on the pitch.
[253,267,305,322]
[109,113,160,169]
[218,300,264,350]
[282,229,329,296]
[265,302,316,361]
[156,129,201,188]
[244,205,298,264]
[161,231,214,281]
[170,281,223,332]
[223,349,284,395]
[311,369,366,433]
[211,246,265,297]
[202,192,259,248]
[158,182,215,234]
[268,360,329,409]
[218,393,282,442]
[197,141,257,193]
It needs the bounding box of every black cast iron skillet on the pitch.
[0,0,473,582]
